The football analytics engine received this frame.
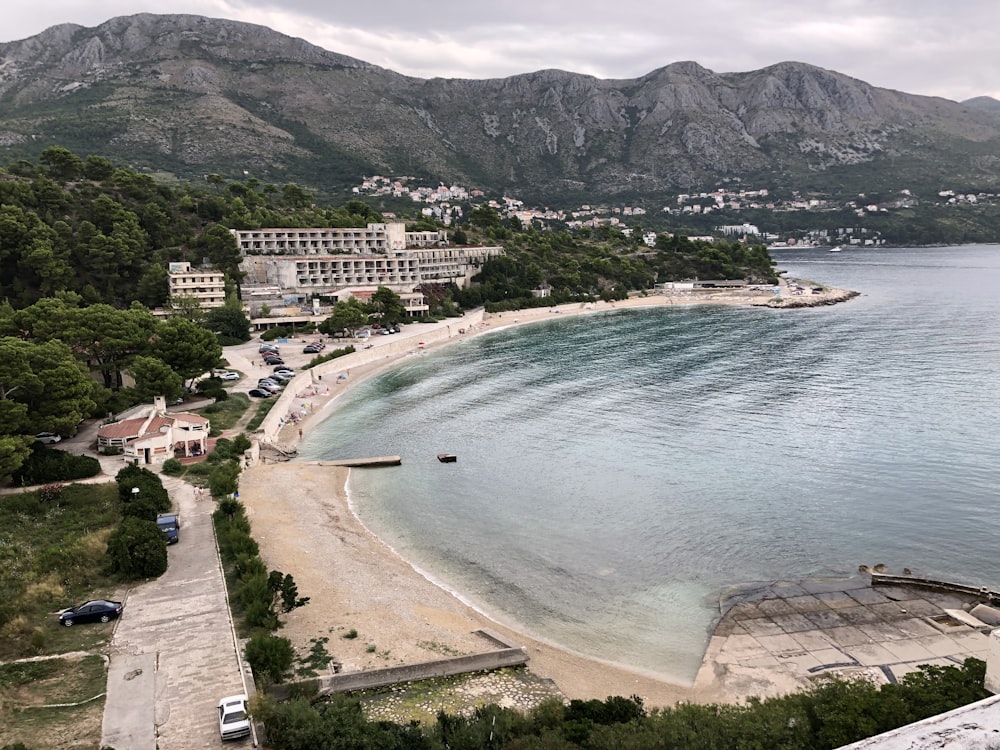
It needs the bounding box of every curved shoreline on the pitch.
[240,284,857,706]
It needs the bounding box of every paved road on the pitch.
[102,476,254,749]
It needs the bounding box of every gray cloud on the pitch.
[3,0,998,101]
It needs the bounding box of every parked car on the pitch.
[157,514,180,544]
[268,371,291,382]
[273,366,294,374]
[59,599,123,627]
[219,694,252,741]
[248,388,272,398]
[259,344,279,354]
[257,383,282,394]
[35,432,62,444]
[303,345,322,354]
[218,371,240,381]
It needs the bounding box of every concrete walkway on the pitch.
[101,476,252,749]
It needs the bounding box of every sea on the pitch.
[296,244,1000,684]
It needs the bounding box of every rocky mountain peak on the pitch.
[0,13,997,200]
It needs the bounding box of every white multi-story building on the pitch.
[167,261,226,309]
[233,224,504,313]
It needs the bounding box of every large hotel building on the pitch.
[231,224,503,317]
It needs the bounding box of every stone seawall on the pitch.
[764,288,860,308]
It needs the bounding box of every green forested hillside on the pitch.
[0,148,777,484]
[1,147,776,313]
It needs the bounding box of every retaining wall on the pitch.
[266,629,527,701]
[871,572,1000,605]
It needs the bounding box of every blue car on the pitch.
[59,599,123,627]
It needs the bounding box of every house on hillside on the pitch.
[98,396,210,465]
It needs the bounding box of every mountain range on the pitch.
[1,13,999,204]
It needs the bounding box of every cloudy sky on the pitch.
[3,0,998,102]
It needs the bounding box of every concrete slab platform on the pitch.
[799,578,870,594]
[825,625,873,648]
[882,639,938,663]
[755,633,806,655]
[702,575,998,704]
[790,630,835,652]
[917,634,973,658]
[737,618,786,637]
[805,609,849,629]
[895,617,942,638]
[846,642,899,667]
[814,591,861,609]
[838,605,885,625]
[848,588,892,605]
[756,598,797,616]
[858,622,908,642]
[783,594,829,613]
[770,613,817,633]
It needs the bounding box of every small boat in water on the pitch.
[437,453,457,463]
[829,246,843,252]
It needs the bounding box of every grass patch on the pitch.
[0,483,122,661]
[296,637,332,678]
[245,399,278,432]
[196,392,251,432]
[342,628,358,639]
[417,640,464,657]
[302,346,355,370]
[0,654,107,748]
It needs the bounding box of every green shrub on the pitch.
[161,458,184,476]
[209,461,241,498]
[209,438,236,462]
[302,346,355,370]
[184,462,212,478]
[196,376,223,393]
[217,497,242,519]
[116,465,170,517]
[260,327,289,341]
[105,517,167,580]
[239,571,272,611]
[245,633,294,684]
[10,447,101,485]
[234,553,268,580]
[231,434,252,454]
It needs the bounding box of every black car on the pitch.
[59,599,123,627]
[303,345,321,354]
[248,388,272,398]
[264,356,285,365]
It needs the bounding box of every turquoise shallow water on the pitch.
[297,245,1000,683]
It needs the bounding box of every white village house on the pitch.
[97,396,210,465]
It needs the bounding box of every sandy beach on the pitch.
[237,285,855,707]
